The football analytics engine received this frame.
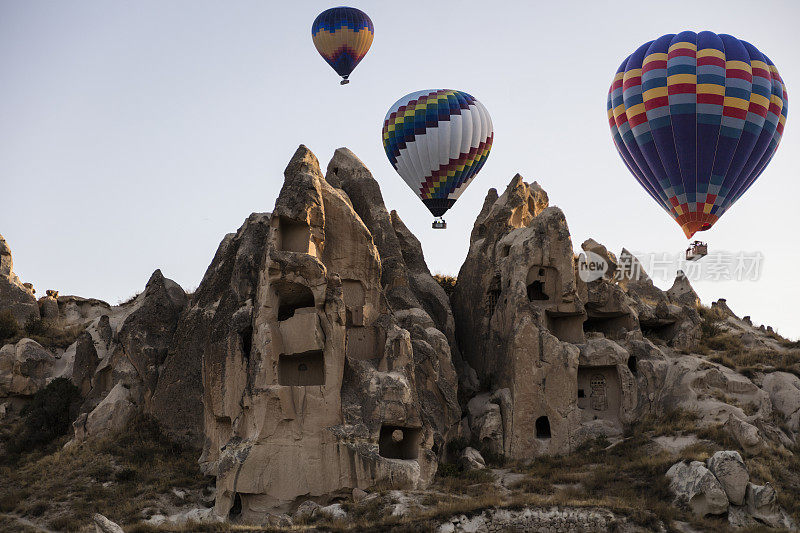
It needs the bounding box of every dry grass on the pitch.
[0,414,210,532]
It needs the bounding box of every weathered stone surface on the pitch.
[0,233,40,323]
[581,238,617,279]
[71,331,99,396]
[724,415,763,452]
[75,382,136,441]
[152,213,271,445]
[706,450,748,505]
[93,513,124,533]
[56,295,111,326]
[667,270,700,307]
[451,175,641,458]
[761,372,800,432]
[117,269,186,398]
[459,447,485,470]
[666,460,729,516]
[0,338,54,398]
[198,146,460,519]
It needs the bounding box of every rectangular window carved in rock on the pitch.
[278,216,311,254]
[378,425,421,460]
[274,281,315,322]
[278,350,324,386]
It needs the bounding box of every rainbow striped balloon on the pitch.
[312,7,373,84]
[608,31,788,238]
[382,90,493,218]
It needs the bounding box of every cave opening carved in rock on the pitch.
[535,416,551,439]
[546,312,585,344]
[278,216,311,253]
[582,313,632,340]
[378,425,422,460]
[627,355,637,375]
[229,492,242,519]
[274,280,315,321]
[278,350,324,386]
[526,266,559,303]
[640,320,676,343]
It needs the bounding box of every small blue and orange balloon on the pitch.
[312,7,374,85]
[608,31,788,238]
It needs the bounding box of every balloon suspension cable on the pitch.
[432,218,447,230]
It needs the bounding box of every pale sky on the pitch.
[1,1,798,339]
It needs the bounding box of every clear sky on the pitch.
[1,1,798,339]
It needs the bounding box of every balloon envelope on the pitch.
[382,89,493,217]
[311,7,374,81]
[607,31,787,238]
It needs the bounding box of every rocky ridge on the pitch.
[1,145,799,532]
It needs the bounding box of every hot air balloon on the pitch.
[607,31,788,252]
[382,90,494,229]
[311,7,374,85]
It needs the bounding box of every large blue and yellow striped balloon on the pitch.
[382,90,493,218]
[608,31,787,238]
[312,7,373,84]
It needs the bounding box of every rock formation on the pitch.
[667,451,795,528]
[199,146,460,518]
[0,233,39,324]
[3,145,800,531]
[450,175,645,457]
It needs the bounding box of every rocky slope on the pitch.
[1,145,799,532]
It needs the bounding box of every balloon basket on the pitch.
[340,79,350,85]
[432,218,447,230]
[685,241,708,261]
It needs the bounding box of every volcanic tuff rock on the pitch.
[0,233,39,323]
[199,145,460,518]
[4,145,800,530]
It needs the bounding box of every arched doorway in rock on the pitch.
[535,416,551,439]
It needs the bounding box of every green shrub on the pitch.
[6,378,81,456]
[23,314,50,337]
[445,436,469,457]
[0,310,18,342]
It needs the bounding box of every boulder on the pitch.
[0,338,54,397]
[294,500,321,520]
[459,447,486,470]
[724,415,763,452]
[706,451,748,505]
[761,372,800,432]
[74,382,136,441]
[466,394,504,454]
[93,513,124,533]
[666,460,729,516]
[744,483,795,529]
